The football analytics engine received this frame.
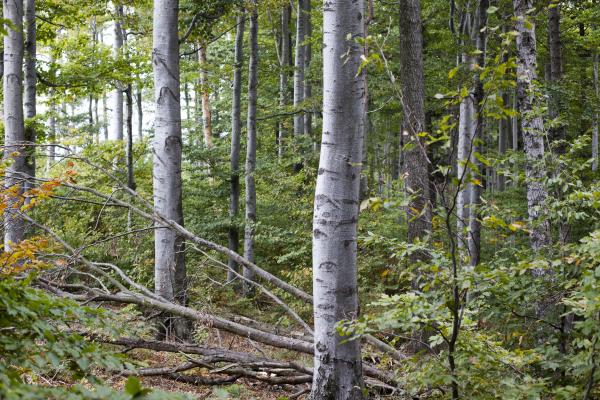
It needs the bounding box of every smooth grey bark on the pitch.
[311,0,365,397]
[243,7,258,293]
[199,45,213,148]
[24,0,36,190]
[293,0,306,139]
[593,52,598,172]
[278,5,291,159]
[513,0,552,250]
[110,6,124,141]
[399,0,432,248]
[136,86,143,140]
[228,14,245,284]
[302,0,312,138]
[4,0,26,250]
[152,0,189,338]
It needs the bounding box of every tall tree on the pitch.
[152,0,188,338]
[311,0,365,397]
[24,0,36,193]
[110,5,124,141]
[293,0,306,141]
[593,52,598,172]
[277,5,291,159]
[302,0,312,137]
[243,6,258,293]
[199,45,213,148]
[399,0,431,249]
[228,13,245,284]
[467,0,488,266]
[547,0,565,149]
[136,86,143,140]
[514,0,552,249]
[4,0,26,250]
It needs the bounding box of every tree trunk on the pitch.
[152,0,189,339]
[228,13,245,284]
[136,86,143,140]
[513,0,552,250]
[293,0,306,140]
[24,0,36,194]
[199,45,213,148]
[593,52,598,172]
[110,7,124,141]
[278,5,291,159]
[399,0,431,248]
[467,0,488,267]
[302,0,312,138]
[311,0,365,397]
[547,1,566,151]
[4,0,26,250]
[125,85,136,191]
[498,90,510,191]
[102,93,109,141]
[243,7,259,294]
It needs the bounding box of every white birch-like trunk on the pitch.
[457,92,475,249]
[228,13,245,284]
[4,0,26,250]
[311,0,365,397]
[243,7,258,293]
[109,7,124,141]
[514,0,551,250]
[152,0,188,338]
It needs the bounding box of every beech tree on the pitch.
[513,0,551,249]
[398,0,431,250]
[243,5,258,292]
[4,0,26,250]
[228,13,245,283]
[152,0,188,338]
[311,0,365,397]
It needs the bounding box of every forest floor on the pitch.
[105,329,312,399]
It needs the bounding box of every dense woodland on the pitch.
[0,0,599,398]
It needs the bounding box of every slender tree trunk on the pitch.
[593,52,598,172]
[514,0,552,250]
[137,86,143,140]
[199,45,213,148]
[4,0,26,250]
[152,0,189,339]
[302,0,312,138]
[47,110,56,170]
[23,0,36,196]
[228,13,245,284]
[243,7,259,294]
[110,7,124,141]
[467,0,488,267]
[293,0,306,141]
[278,5,291,159]
[498,90,510,191]
[399,0,431,247]
[102,93,109,141]
[547,1,566,151]
[125,85,136,191]
[311,0,365,397]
